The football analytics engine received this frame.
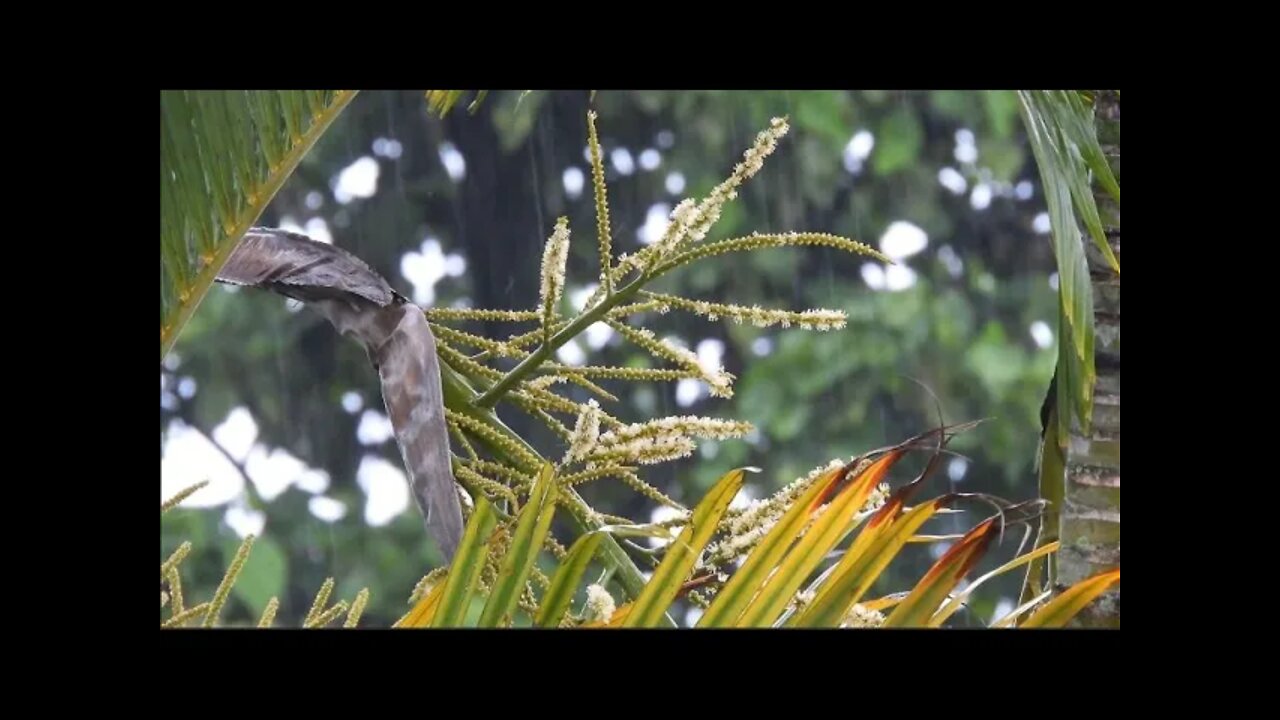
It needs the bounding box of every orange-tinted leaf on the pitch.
[1021,568,1119,628]
[930,541,1061,627]
[883,517,999,627]
[735,449,905,627]
[582,602,632,628]
[395,574,449,628]
[794,495,952,627]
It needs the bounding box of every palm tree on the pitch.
[1020,90,1120,627]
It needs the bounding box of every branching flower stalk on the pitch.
[417,113,887,612]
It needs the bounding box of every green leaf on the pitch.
[622,468,746,627]
[1018,91,1119,273]
[226,534,286,619]
[432,498,499,627]
[874,107,923,174]
[1020,92,1098,438]
[536,532,605,628]
[160,90,357,360]
[479,463,559,627]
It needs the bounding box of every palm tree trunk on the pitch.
[1059,90,1120,627]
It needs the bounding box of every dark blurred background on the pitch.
[161,90,1058,626]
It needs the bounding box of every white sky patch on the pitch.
[752,337,773,357]
[639,148,661,171]
[1015,180,1034,200]
[954,128,978,164]
[295,469,331,494]
[563,166,585,199]
[879,221,929,261]
[861,263,886,290]
[278,215,306,235]
[161,421,245,508]
[570,284,598,312]
[372,137,403,159]
[305,191,324,210]
[401,237,465,306]
[164,352,181,371]
[675,379,703,407]
[611,147,635,176]
[938,167,967,195]
[177,377,197,399]
[309,495,347,523]
[245,445,308,501]
[730,484,759,511]
[656,130,675,149]
[1033,212,1052,234]
[948,457,969,482]
[696,338,724,378]
[585,321,615,350]
[885,264,918,292]
[556,340,586,366]
[1030,320,1054,349]
[333,156,380,204]
[357,456,410,527]
[970,183,993,210]
[341,391,363,414]
[438,141,466,182]
[225,499,266,538]
[212,407,258,463]
[665,171,686,196]
[305,217,333,244]
[357,410,395,445]
[638,203,672,245]
[843,130,875,173]
[1049,273,1060,291]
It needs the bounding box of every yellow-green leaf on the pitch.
[698,465,844,627]
[536,532,605,628]
[396,575,449,628]
[479,463,559,627]
[884,517,999,627]
[431,498,499,627]
[735,449,903,627]
[622,468,746,627]
[1021,568,1119,628]
[794,495,949,627]
[931,541,1060,627]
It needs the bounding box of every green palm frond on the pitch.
[1017,90,1120,442]
[160,90,358,360]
